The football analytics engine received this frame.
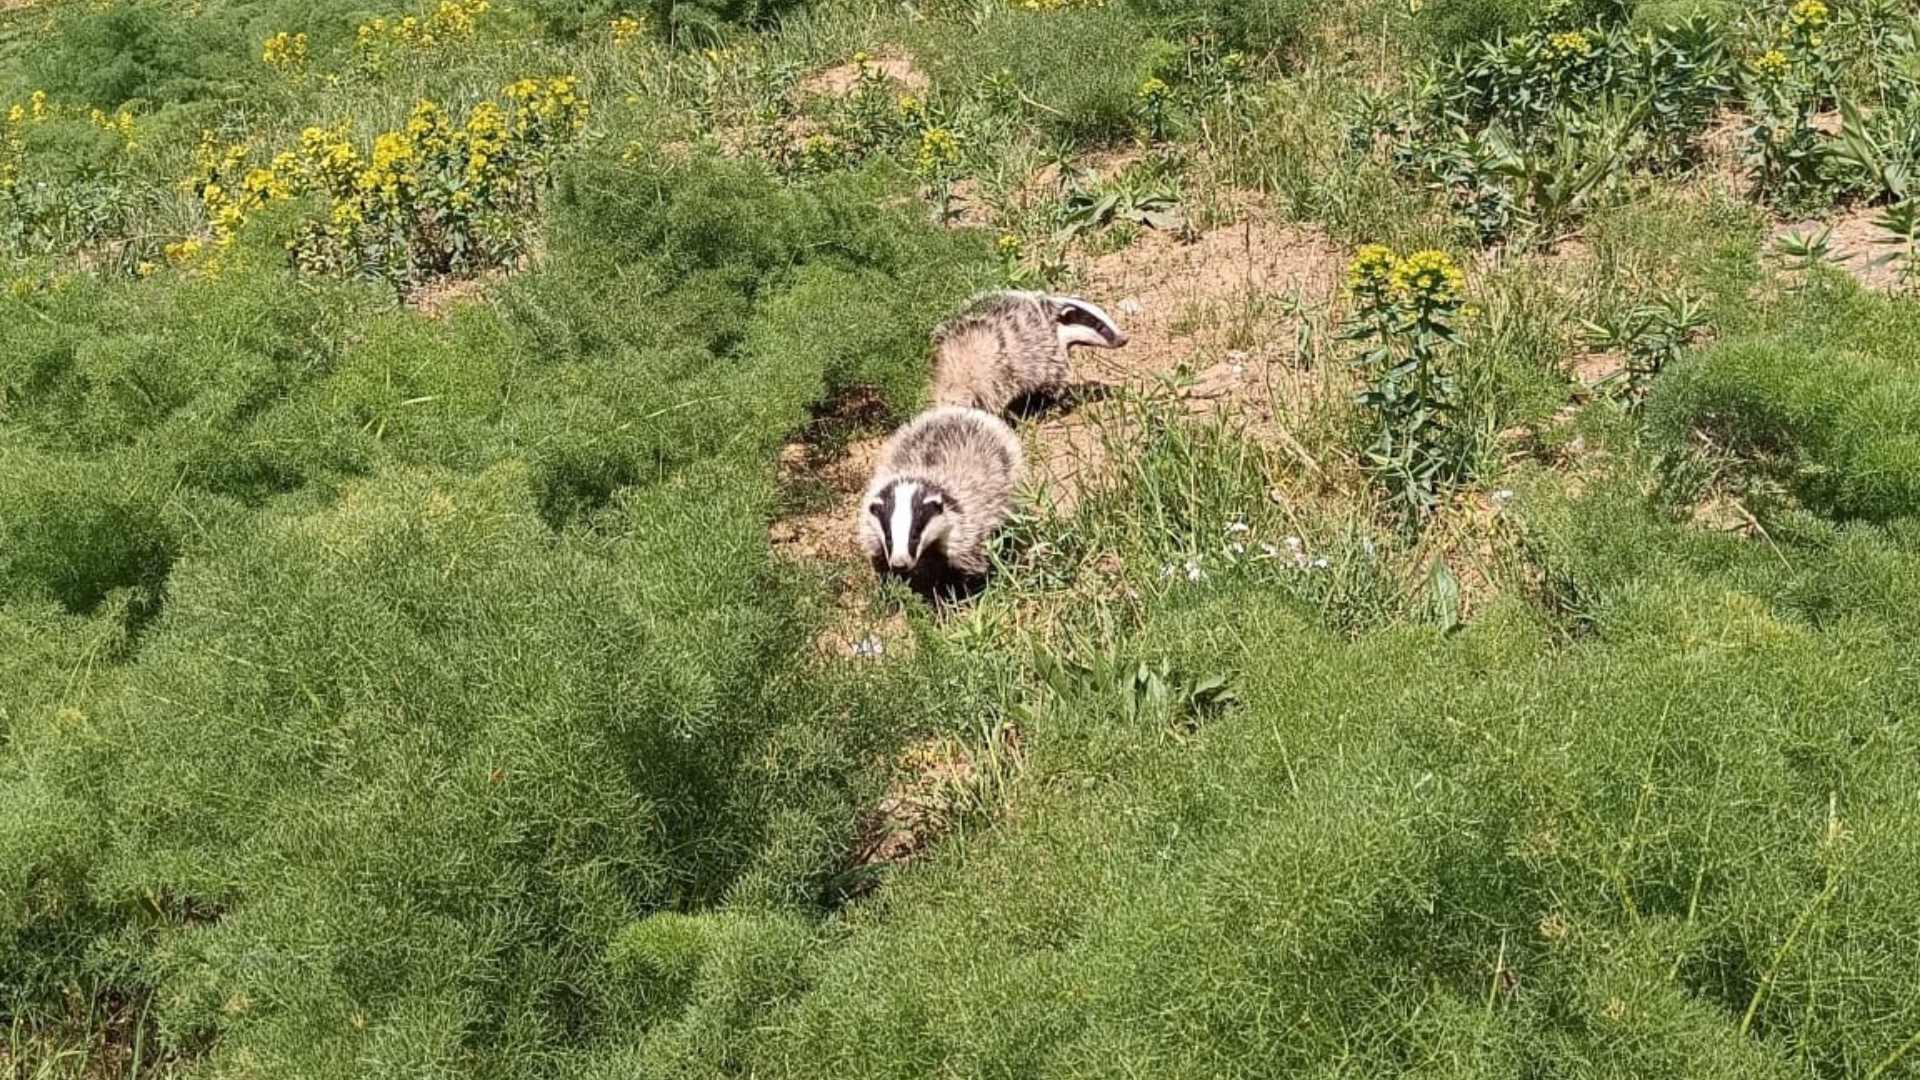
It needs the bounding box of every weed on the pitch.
[1867,198,1920,290]
[1346,244,1473,522]
[1771,223,1840,273]
[1581,286,1710,403]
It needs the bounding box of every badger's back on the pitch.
[930,291,1068,413]
[877,405,1024,515]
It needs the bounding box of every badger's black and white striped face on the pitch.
[869,479,954,571]
[1050,296,1129,351]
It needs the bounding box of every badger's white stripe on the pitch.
[1061,297,1119,334]
[1052,295,1127,350]
[888,480,919,565]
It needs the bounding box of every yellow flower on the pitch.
[852,50,871,65]
[997,233,1023,256]
[897,94,922,118]
[915,127,958,174]
[1137,77,1169,102]
[262,31,308,69]
[29,91,48,122]
[609,15,643,45]
[1789,0,1828,29]
[163,236,204,265]
[136,260,157,278]
[6,105,22,125]
[800,133,840,166]
[1752,49,1789,78]
[1347,243,1398,290]
[1390,249,1465,302]
[1547,31,1592,59]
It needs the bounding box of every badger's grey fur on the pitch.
[857,406,1024,584]
[930,290,1129,415]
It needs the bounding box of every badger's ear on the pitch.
[1050,296,1129,349]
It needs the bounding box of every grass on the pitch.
[4,0,1920,1077]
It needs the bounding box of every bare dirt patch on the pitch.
[771,435,884,566]
[406,275,495,319]
[1773,205,1906,291]
[800,54,928,99]
[1026,217,1347,506]
[1568,349,1627,393]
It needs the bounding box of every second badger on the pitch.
[858,406,1024,586]
[930,290,1129,415]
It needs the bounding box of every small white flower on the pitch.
[1229,542,1247,556]
[1311,557,1330,570]
[1184,558,1205,582]
[853,634,884,659]
[1226,520,1251,534]
[1493,488,1515,504]
[1259,542,1279,558]
[1284,536,1302,550]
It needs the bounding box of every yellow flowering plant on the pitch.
[1344,245,1471,521]
[1137,76,1172,139]
[2,91,151,274]
[609,15,645,45]
[1744,0,1836,210]
[262,31,309,75]
[287,79,589,285]
[355,0,490,72]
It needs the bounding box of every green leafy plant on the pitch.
[1344,244,1472,523]
[1772,223,1842,273]
[1053,170,1188,245]
[1580,287,1710,404]
[1385,17,1732,244]
[1036,652,1240,740]
[1743,1,1839,211]
[1827,96,1912,202]
[1869,198,1920,291]
[1479,105,1638,242]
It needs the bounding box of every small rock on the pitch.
[853,634,885,659]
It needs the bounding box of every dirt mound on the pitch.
[800,54,928,98]
[767,213,1348,576]
[1773,207,1908,291]
[1030,217,1346,506]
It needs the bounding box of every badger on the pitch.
[930,290,1129,415]
[857,406,1025,588]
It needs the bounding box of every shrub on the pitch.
[907,5,1172,148]
[0,145,996,1075]
[1122,0,1316,58]
[25,2,244,107]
